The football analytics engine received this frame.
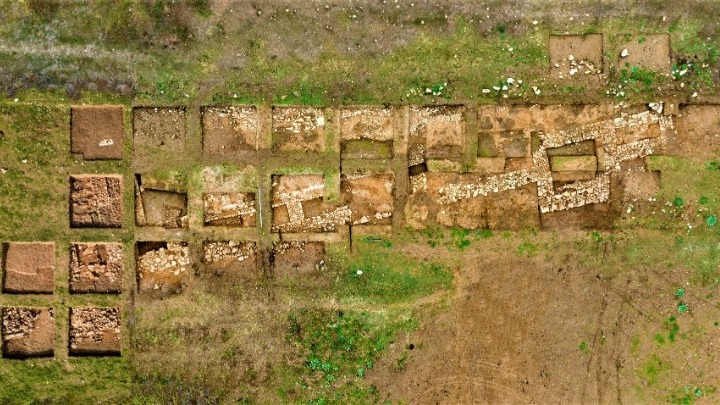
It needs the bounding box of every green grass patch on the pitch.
[328,238,453,305]
[0,357,132,403]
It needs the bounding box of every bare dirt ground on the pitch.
[368,233,718,404]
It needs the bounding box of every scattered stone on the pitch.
[69,243,123,294]
[69,307,121,356]
[271,241,325,278]
[202,106,259,155]
[133,107,186,152]
[70,175,123,228]
[272,107,326,152]
[136,242,190,298]
[2,307,55,358]
[203,192,257,227]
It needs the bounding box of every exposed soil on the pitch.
[548,34,604,84]
[368,236,715,404]
[672,104,720,158]
[410,105,465,160]
[202,106,259,155]
[200,241,259,283]
[272,107,326,152]
[70,174,123,228]
[70,105,124,160]
[136,242,191,299]
[203,192,256,227]
[1,307,55,358]
[69,243,123,294]
[341,173,395,225]
[1,242,55,294]
[270,241,325,278]
[69,307,121,356]
[614,34,671,72]
[136,189,188,228]
[133,107,187,152]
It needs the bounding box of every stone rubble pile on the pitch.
[69,308,120,344]
[203,241,256,263]
[2,308,45,338]
[137,243,190,277]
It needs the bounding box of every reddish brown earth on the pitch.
[202,106,259,155]
[2,242,55,294]
[70,174,123,228]
[70,105,124,160]
[1,307,55,358]
[69,243,123,293]
[69,307,121,356]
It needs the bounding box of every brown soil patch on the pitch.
[270,241,325,278]
[69,243,123,294]
[623,171,661,200]
[340,107,396,159]
[410,105,465,160]
[202,106,259,155]
[615,34,671,72]
[136,242,190,299]
[341,173,394,226]
[548,34,604,83]
[135,175,188,228]
[69,307,121,356]
[70,174,123,228]
[2,242,54,294]
[671,104,720,158]
[478,104,616,133]
[70,105,124,160]
[1,307,55,358]
[271,174,348,233]
[200,241,258,282]
[133,107,186,151]
[272,107,325,152]
[406,173,540,230]
[203,192,256,227]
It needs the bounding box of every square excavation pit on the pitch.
[133,107,186,152]
[136,242,190,298]
[340,107,395,159]
[341,173,395,226]
[478,130,531,158]
[71,105,124,160]
[271,241,325,278]
[615,34,670,72]
[202,106,259,155]
[69,243,123,294]
[68,307,121,356]
[135,175,188,228]
[2,307,55,358]
[272,107,326,152]
[271,174,348,233]
[409,105,465,159]
[201,241,258,281]
[70,175,123,228]
[548,34,604,80]
[2,242,54,294]
[203,192,257,227]
[674,105,720,158]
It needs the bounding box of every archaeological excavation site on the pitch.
[1,1,720,403]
